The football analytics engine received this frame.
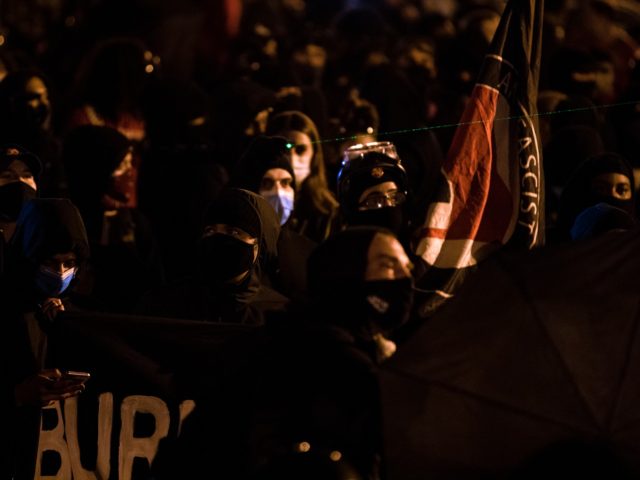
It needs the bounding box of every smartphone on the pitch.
[62,370,91,381]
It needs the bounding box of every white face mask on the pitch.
[293,165,311,185]
[261,190,295,225]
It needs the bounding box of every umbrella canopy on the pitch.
[381,229,640,479]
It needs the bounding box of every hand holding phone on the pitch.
[61,370,91,382]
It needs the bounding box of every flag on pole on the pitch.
[415,0,544,292]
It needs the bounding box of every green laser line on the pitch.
[306,98,640,147]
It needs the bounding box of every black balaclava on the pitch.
[0,145,42,221]
[558,152,636,235]
[307,226,414,352]
[199,188,280,286]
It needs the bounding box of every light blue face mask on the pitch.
[35,265,77,297]
[262,191,295,226]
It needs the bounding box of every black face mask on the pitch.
[363,277,414,334]
[589,194,635,217]
[198,234,257,284]
[349,206,408,237]
[0,182,36,221]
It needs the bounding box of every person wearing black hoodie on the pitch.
[136,188,288,324]
[151,226,413,480]
[232,135,317,302]
[62,124,163,312]
[555,152,636,243]
[0,198,89,480]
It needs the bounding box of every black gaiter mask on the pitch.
[0,182,36,221]
[363,277,414,334]
[198,234,257,284]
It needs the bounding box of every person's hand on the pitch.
[14,369,86,407]
[40,297,65,322]
[373,333,397,363]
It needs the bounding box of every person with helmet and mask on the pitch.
[0,198,90,480]
[233,135,317,302]
[136,188,288,324]
[336,141,446,333]
[337,141,412,242]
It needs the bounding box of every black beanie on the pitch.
[233,135,296,193]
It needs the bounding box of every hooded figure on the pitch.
[233,135,297,226]
[62,125,163,312]
[233,135,316,302]
[151,226,413,479]
[557,152,636,241]
[136,188,288,324]
[0,199,89,480]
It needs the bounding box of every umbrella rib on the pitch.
[384,367,597,436]
[495,257,603,430]
[605,296,640,433]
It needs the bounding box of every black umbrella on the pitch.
[381,229,640,479]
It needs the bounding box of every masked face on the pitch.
[199,225,259,284]
[35,253,78,297]
[350,181,409,235]
[363,233,414,358]
[590,172,634,215]
[259,168,295,225]
[363,276,414,334]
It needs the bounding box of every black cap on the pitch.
[0,144,43,181]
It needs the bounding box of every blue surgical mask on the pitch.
[35,265,77,297]
[262,191,295,225]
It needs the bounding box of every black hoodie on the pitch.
[136,188,288,324]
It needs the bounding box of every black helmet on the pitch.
[337,141,409,215]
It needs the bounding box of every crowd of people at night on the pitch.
[2,0,640,478]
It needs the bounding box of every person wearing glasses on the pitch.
[337,141,442,334]
[337,141,412,244]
